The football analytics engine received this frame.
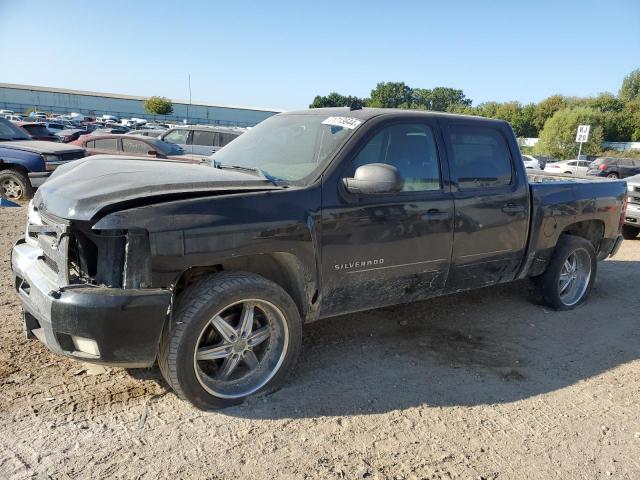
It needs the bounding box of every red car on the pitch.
[71,134,208,163]
[14,122,60,142]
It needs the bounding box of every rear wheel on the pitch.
[533,235,597,310]
[159,272,302,409]
[622,225,640,240]
[607,172,619,179]
[0,169,33,201]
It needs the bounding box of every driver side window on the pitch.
[352,123,441,192]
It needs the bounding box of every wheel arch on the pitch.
[560,219,605,251]
[171,252,318,323]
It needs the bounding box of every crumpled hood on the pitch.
[35,156,281,221]
[1,140,85,154]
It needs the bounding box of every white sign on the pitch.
[576,125,591,143]
[321,116,362,130]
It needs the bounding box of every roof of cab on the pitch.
[280,107,507,125]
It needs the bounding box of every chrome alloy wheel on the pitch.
[558,248,592,307]
[193,299,289,399]
[1,178,22,199]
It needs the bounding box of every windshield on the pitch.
[0,118,31,141]
[210,113,362,182]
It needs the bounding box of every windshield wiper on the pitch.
[212,160,281,186]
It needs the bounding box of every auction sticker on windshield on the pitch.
[321,116,363,130]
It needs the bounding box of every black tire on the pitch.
[607,172,619,179]
[0,169,33,201]
[158,271,302,410]
[622,225,640,240]
[533,235,597,311]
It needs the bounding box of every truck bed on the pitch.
[520,170,627,278]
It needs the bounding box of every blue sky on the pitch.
[1,0,639,110]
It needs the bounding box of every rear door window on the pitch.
[193,130,215,146]
[93,138,118,151]
[218,132,238,147]
[447,125,513,190]
[122,138,151,155]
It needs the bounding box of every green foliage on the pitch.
[619,69,640,102]
[596,149,640,159]
[535,107,604,159]
[532,95,567,132]
[309,92,367,108]
[587,92,624,113]
[369,82,412,108]
[144,96,173,115]
[24,107,37,115]
[428,87,471,111]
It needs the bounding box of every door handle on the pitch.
[422,209,450,221]
[502,203,525,214]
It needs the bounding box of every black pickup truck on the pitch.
[11,108,626,409]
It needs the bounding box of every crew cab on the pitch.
[11,108,626,409]
[0,117,86,200]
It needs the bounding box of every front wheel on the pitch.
[159,272,302,409]
[622,225,640,240]
[607,172,619,179]
[533,235,597,310]
[0,169,33,201]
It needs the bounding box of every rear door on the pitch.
[192,130,216,155]
[442,120,530,291]
[320,117,454,316]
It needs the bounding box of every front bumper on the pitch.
[11,238,171,367]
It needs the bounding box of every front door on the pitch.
[442,121,530,291]
[319,119,454,317]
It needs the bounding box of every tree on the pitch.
[144,96,173,115]
[587,92,624,113]
[619,68,640,102]
[309,92,367,108]
[428,87,471,111]
[533,95,567,132]
[410,88,432,110]
[534,107,604,159]
[369,82,412,108]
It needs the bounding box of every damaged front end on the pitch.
[11,202,171,367]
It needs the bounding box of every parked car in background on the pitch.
[0,118,86,200]
[586,157,640,179]
[623,174,640,239]
[125,129,163,138]
[544,159,590,176]
[44,122,66,133]
[28,111,48,119]
[55,129,87,143]
[14,122,59,142]
[72,134,206,163]
[4,115,24,122]
[91,126,130,135]
[521,154,541,169]
[0,109,16,116]
[160,126,245,155]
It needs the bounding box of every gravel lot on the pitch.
[1,205,639,480]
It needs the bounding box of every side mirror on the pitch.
[342,163,402,194]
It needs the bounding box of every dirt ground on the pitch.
[0,205,639,480]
